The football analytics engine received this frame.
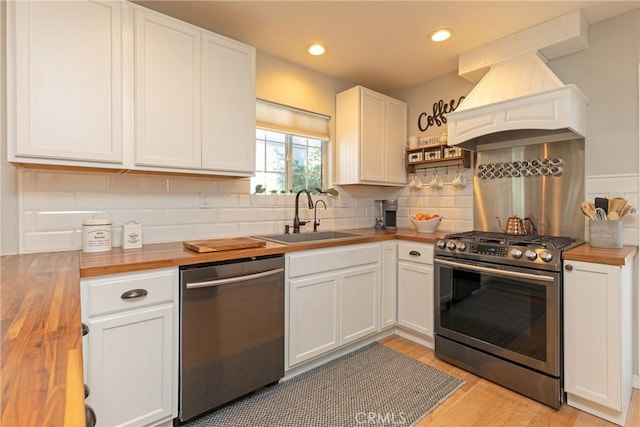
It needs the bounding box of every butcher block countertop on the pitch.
[1,227,636,426]
[1,251,85,427]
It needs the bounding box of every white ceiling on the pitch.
[134,1,640,93]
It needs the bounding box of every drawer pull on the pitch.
[409,250,421,257]
[120,289,148,300]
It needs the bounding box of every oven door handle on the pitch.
[435,258,555,282]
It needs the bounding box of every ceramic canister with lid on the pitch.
[82,217,112,252]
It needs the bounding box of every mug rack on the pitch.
[406,143,471,173]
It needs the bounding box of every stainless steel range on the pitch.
[434,231,580,409]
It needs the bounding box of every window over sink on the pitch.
[253,100,330,195]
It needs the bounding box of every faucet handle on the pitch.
[284,225,290,234]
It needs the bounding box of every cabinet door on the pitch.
[87,304,175,427]
[201,34,256,174]
[10,0,123,164]
[359,88,386,182]
[340,266,379,344]
[134,9,201,169]
[564,260,625,411]
[384,98,407,184]
[289,273,339,367]
[397,261,434,337]
[381,242,397,329]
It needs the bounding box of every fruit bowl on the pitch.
[410,216,442,234]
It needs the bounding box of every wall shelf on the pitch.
[406,144,471,173]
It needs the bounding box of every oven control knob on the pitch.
[525,250,538,261]
[510,248,523,258]
[446,241,457,250]
[436,240,446,249]
[540,251,554,262]
[457,242,467,252]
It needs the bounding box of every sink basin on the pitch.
[256,231,363,245]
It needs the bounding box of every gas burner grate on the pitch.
[443,231,575,250]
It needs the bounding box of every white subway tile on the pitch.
[139,176,171,193]
[23,192,75,210]
[36,211,102,231]
[23,231,78,253]
[218,208,258,222]
[168,208,219,225]
[110,210,169,227]
[32,170,110,192]
[75,192,141,210]
[169,177,218,193]
[217,178,251,194]
[109,175,142,192]
[140,193,197,209]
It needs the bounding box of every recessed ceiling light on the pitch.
[306,43,326,56]
[430,29,452,42]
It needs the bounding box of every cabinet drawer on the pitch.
[287,243,380,279]
[397,242,433,265]
[82,268,177,317]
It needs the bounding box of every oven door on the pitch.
[434,257,561,376]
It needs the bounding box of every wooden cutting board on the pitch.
[183,237,267,253]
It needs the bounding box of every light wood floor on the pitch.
[380,336,640,426]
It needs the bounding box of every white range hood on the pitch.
[447,51,590,151]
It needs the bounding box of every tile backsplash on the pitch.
[17,168,636,254]
[18,168,476,253]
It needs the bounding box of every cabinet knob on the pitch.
[120,289,148,300]
[81,323,90,336]
[564,264,573,271]
[409,250,421,257]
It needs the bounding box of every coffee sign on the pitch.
[417,96,465,132]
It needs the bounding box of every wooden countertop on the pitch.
[2,227,636,426]
[1,251,86,427]
[79,228,444,277]
[562,243,637,266]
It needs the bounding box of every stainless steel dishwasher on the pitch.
[178,254,285,423]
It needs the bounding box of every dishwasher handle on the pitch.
[185,267,284,289]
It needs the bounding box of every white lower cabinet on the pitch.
[380,242,398,329]
[287,243,381,368]
[340,266,379,343]
[563,259,633,426]
[81,268,178,427]
[397,242,434,338]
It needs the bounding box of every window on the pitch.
[252,129,326,194]
[253,99,330,194]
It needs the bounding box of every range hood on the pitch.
[447,52,589,151]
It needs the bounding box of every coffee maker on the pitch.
[375,200,398,230]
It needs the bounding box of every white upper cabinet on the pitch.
[133,7,256,175]
[8,0,124,166]
[201,34,256,174]
[134,8,202,169]
[8,1,256,177]
[335,86,407,186]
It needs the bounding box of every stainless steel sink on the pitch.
[255,231,363,244]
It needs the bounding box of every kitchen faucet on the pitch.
[313,200,327,232]
[293,189,314,233]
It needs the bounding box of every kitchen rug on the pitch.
[185,342,464,427]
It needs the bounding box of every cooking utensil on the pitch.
[594,197,609,214]
[607,211,619,221]
[620,205,631,218]
[594,207,607,221]
[581,201,596,220]
[609,197,627,216]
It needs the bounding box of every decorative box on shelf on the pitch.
[405,143,471,173]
